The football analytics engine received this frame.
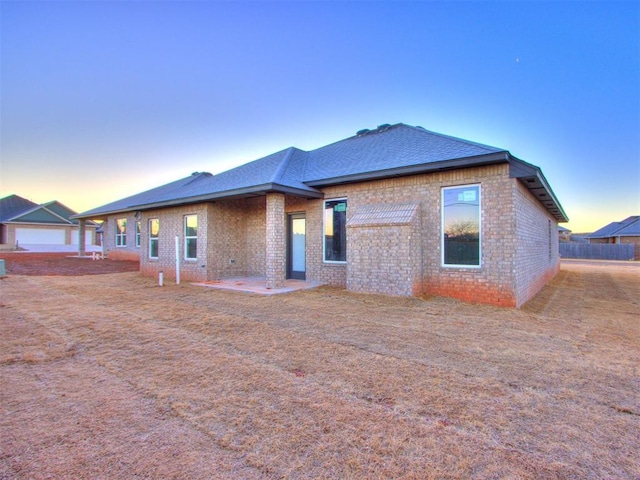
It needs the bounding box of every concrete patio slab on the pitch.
[192,276,321,295]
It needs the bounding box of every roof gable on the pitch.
[11,205,73,225]
[41,201,80,223]
[0,194,39,222]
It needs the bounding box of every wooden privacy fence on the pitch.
[560,243,635,260]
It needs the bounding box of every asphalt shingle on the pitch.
[0,194,39,222]
[589,216,640,238]
[77,123,566,220]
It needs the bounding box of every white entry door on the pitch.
[287,213,306,280]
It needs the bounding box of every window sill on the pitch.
[441,264,482,270]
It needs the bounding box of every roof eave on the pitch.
[304,152,510,187]
[73,183,323,219]
[508,157,569,223]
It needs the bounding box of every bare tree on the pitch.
[445,220,479,239]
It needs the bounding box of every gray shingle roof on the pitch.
[588,216,640,238]
[0,194,39,222]
[76,123,567,222]
[78,147,320,217]
[304,124,504,184]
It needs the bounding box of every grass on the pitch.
[1,261,639,479]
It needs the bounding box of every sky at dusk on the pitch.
[1,1,638,233]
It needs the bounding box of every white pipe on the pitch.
[175,235,180,285]
[159,271,164,287]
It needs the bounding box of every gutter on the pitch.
[304,152,510,187]
[508,156,569,223]
[72,183,323,219]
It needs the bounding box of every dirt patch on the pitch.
[0,252,139,276]
[0,261,639,478]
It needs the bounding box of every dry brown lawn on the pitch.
[1,260,638,479]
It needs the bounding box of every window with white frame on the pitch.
[442,185,481,267]
[149,218,159,259]
[115,218,127,247]
[324,199,347,262]
[135,221,141,248]
[184,215,197,260]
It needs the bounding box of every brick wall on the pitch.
[129,198,269,283]
[105,162,560,307]
[139,204,210,282]
[266,193,286,289]
[102,214,140,261]
[300,196,347,287]
[347,222,421,296]
[306,164,525,305]
[346,204,422,296]
[513,181,560,307]
[206,197,266,279]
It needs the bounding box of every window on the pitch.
[184,215,197,260]
[115,218,127,247]
[442,185,480,267]
[324,199,347,262]
[149,218,159,259]
[135,221,141,248]
[548,220,553,262]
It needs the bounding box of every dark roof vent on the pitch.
[356,128,371,136]
[377,123,392,131]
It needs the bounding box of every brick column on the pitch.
[78,219,86,257]
[266,192,286,289]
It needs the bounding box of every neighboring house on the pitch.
[0,194,98,247]
[558,226,572,242]
[587,216,640,260]
[74,123,568,307]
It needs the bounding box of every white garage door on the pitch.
[16,228,66,245]
[70,231,93,245]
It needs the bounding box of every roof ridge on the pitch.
[182,171,214,187]
[410,125,505,153]
[611,216,640,235]
[271,147,299,184]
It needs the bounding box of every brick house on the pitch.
[74,124,568,307]
[587,216,640,260]
[0,194,97,247]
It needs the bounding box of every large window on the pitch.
[184,215,197,260]
[115,218,127,247]
[149,218,159,259]
[442,185,480,267]
[135,221,141,248]
[324,199,347,262]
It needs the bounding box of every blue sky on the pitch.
[1,1,638,232]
